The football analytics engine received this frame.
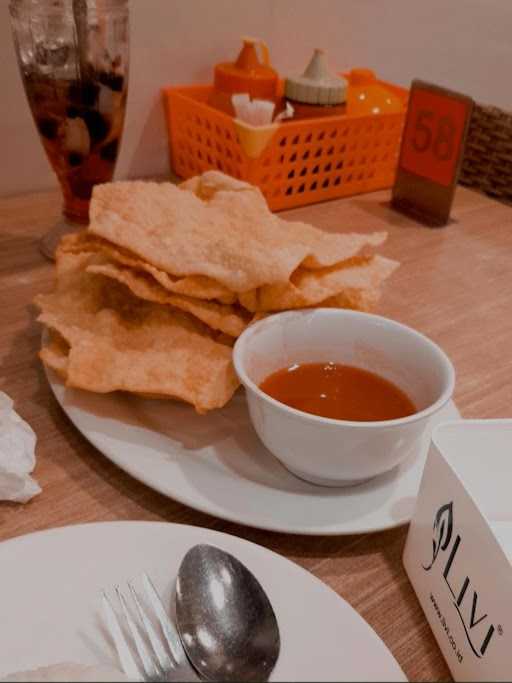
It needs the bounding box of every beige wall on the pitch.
[2,0,510,196]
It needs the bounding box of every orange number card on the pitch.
[400,87,470,187]
[392,80,473,227]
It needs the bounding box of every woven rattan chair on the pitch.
[459,103,512,205]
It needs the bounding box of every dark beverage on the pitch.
[10,0,129,257]
[23,64,127,223]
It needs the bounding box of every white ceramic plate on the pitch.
[47,368,459,535]
[0,522,406,681]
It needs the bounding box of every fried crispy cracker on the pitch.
[39,329,70,379]
[86,256,251,338]
[87,173,388,292]
[319,287,383,312]
[238,255,399,312]
[36,252,239,413]
[180,171,263,201]
[279,222,387,270]
[58,232,237,304]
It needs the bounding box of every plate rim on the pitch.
[46,365,459,536]
[0,520,407,681]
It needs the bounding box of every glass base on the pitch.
[39,218,83,261]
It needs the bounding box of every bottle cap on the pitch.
[285,49,347,105]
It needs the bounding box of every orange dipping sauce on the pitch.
[259,362,416,422]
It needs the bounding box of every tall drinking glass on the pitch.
[9,0,129,259]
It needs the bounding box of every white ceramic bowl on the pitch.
[233,309,455,487]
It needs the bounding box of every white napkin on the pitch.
[1,662,130,682]
[0,391,41,503]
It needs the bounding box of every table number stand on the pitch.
[392,80,474,227]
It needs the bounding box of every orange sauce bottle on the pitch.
[209,37,279,116]
[346,68,404,116]
[284,49,347,120]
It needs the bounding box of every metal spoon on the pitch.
[175,544,280,682]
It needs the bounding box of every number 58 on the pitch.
[412,110,455,161]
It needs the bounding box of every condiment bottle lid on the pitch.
[214,37,278,98]
[348,68,377,86]
[285,49,347,105]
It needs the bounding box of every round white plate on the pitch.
[0,522,406,681]
[47,368,459,535]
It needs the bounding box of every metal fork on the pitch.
[102,573,199,682]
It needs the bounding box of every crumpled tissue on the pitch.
[1,662,130,682]
[0,391,41,503]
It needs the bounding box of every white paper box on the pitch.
[403,420,512,682]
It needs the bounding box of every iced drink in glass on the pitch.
[10,0,129,257]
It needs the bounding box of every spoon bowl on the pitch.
[175,544,280,682]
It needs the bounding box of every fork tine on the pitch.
[116,586,161,681]
[101,592,141,681]
[142,573,186,665]
[129,582,176,673]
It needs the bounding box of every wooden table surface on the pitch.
[1,186,511,681]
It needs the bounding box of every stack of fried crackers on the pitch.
[36,171,399,414]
